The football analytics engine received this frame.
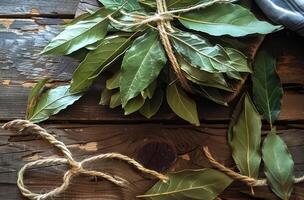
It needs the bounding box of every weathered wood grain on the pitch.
[0,0,79,18]
[0,18,78,82]
[0,123,303,199]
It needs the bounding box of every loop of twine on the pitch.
[2,120,168,200]
[203,146,304,187]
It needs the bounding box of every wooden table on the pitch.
[0,0,304,199]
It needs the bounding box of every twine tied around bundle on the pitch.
[2,120,168,200]
[108,0,233,91]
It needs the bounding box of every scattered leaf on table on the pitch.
[41,8,112,55]
[171,30,250,73]
[178,3,282,37]
[140,89,163,118]
[28,85,83,123]
[229,94,262,179]
[120,31,167,107]
[26,78,49,120]
[166,82,200,126]
[70,34,133,93]
[262,128,294,200]
[252,51,283,125]
[137,168,233,200]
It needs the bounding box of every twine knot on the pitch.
[2,120,168,200]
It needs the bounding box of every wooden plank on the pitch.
[0,0,79,18]
[0,18,78,82]
[0,123,303,199]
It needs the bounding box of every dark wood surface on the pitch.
[0,0,304,199]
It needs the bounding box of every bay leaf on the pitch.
[262,128,294,200]
[26,78,49,120]
[178,3,282,37]
[41,8,112,55]
[252,51,283,125]
[124,95,145,115]
[99,88,113,105]
[120,30,167,107]
[28,85,83,123]
[64,12,91,27]
[229,94,262,179]
[137,168,233,200]
[178,55,232,91]
[106,70,121,90]
[98,0,142,11]
[171,30,250,73]
[138,0,210,9]
[166,82,200,126]
[140,89,163,118]
[198,86,228,106]
[141,80,157,99]
[110,92,121,108]
[70,34,133,93]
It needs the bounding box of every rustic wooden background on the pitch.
[0,0,304,199]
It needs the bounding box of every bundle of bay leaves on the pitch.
[26,0,281,124]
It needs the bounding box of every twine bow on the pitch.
[2,120,168,200]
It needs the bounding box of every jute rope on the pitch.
[203,146,304,187]
[2,120,168,200]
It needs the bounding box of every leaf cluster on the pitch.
[27,0,281,124]
[228,52,294,200]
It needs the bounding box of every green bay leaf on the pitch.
[262,128,294,200]
[166,82,200,126]
[198,86,228,106]
[110,92,121,108]
[138,0,210,9]
[26,78,49,120]
[252,51,283,125]
[41,8,112,55]
[28,85,83,123]
[70,34,133,93]
[106,70,121,90]
[178,3,282,37]
[229,94,262,179]
[137,168,233,200]
[98,0,142,11]
[142,80,157,99]
[140,89,163,118]
[178,55,232,91]
[171,30,250,73]
[99,88,113,105]
[124,95,145,115]
[120,31,167,107]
